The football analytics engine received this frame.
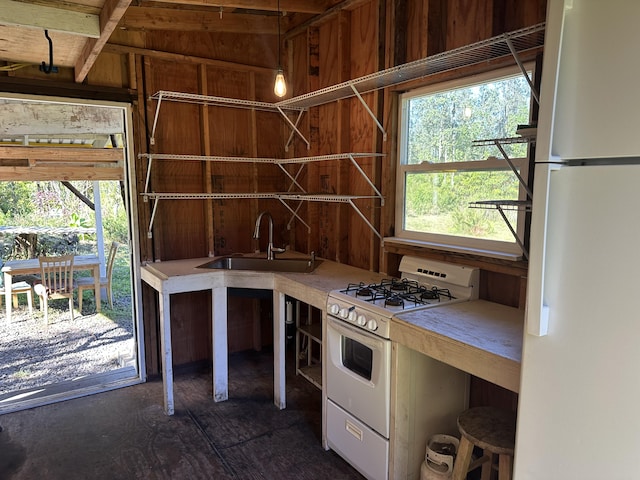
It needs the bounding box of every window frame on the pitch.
[394,65,534,259]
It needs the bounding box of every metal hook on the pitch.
[40,29,55,74]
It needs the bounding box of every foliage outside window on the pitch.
[0,181,128,259]
[395,67,533,257]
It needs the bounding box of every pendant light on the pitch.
[274,0,287,97]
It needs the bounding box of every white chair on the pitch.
[34,255,75,324]
[76,242,119,312]
[0,278,34,316]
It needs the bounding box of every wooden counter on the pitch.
[140,253,387,415]
[391,300,523,393]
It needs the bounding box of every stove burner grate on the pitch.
[385,294,404,307]
[357,286,374,297]
[341,282,367,294]
[338,279,457,310]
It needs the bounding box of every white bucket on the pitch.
[422,434,459,478]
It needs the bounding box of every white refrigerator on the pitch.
[515,1,640,479]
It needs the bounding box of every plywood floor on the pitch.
[0,349,364,479]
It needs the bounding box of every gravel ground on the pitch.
[0,301,135,395]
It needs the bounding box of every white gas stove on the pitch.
[325,257,478,480]
[327,256,480,339]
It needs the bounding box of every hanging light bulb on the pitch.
[274,0,287,98]
[274,68,287,97]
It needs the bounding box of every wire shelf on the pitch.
[142,192,379,203]
[277,23,545,109]
[148,24,544,113]
[469,200,532,211]
[472,136,536,147]
[138,152,384,164]
[148,91,305,112]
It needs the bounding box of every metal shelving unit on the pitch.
[142,22,545,242]
[139,152,384,198]
[470,131,538,260]
[148,91,310,150]
[148,23,544,146]
[139,153,384,239]
[142,192,380,240]
[472,135,536,198]
[278,23,545,139]
[469,199,532,258]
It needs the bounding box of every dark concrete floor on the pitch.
[0,349,364,480]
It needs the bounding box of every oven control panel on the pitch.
[327,295,390,339]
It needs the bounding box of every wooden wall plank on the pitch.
[87,52,128,88]
[143,56,211,367]
[496,0,547,34]
[427,0,447,56]
[446,0,493,49]
[207,69,255,255]
[302,27,321,256]
[336,10,352,265]
[121,6,277,35]
[347,1,380,270]
[406,0,428,61]
[317,17,341,262]
[134,53,160,376]
[149,95,206,260]
[199,64,215,257]
[135,54,152,264]
[145,30,277,72]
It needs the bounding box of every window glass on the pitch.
[404,170,519,242]
[396,68,533,256]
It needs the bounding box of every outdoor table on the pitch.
[0,226,96,258]
[2,255,101,322]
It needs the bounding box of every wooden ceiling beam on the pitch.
[0,166,124,181]
[120,6,278,34]
[103,43,274,74]
[141,0,329,15]
[284,0,371,39]
[0,146,123,163]
[0,102,123,136]
[74,0,132,83]
[0,0,100,37]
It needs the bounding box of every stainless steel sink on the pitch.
[197,255,320,273]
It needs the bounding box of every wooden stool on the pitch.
[451,407,516,480]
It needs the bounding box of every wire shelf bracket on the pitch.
[469,200,531,259]
[472,136,535,198]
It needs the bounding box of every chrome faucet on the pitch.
[253,211,285,260]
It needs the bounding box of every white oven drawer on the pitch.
[327,400,389,480]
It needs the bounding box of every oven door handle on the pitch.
[327,316,386,350]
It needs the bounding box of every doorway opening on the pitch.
[0,94,144,414]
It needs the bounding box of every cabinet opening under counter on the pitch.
[282,296,323,390]
[389,300,523,479]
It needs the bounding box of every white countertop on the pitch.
[392,300,523,392]
[141,252,387,309]
[141,255,523,392]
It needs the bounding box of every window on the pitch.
[395,67,533,258]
